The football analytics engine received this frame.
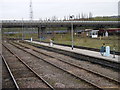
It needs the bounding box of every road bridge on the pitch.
[1,20,119,38]
[1,20,119,28]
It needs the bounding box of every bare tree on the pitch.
[81,13,84,19]
[75,15,78,20]
[39,18,42,21]
[45,18,48,21]
[83,13,87,19]
[52,16,57,21]
[89,12,93,19]
[86,13,88,19]
[66,16,68,20]
[78,13,81,19]
[68,15,70,20]
[64,16,66,20]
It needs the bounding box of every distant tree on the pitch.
[52,16,57,21]
[45,18,48,21]
[48,18,50,21]
[83,13,87,19]
[64,16,66,20]
[78,14,81,19]
[75,15,78,20]
[68,15,71,20]
[89,12,93,19]
[84,13,88,19]
[87,13,89,19]
[81,13,84,19]
[39,18,42,21]
[66,16,68,20]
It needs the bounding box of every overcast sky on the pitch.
[0,0,119,20]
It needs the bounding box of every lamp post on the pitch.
[70,15,74,50]
[22,18,24,40]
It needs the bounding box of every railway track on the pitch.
[6,42,99,89]
[3,44,99,90]
[2,44,55,89]
[3,44,100,90]
[13,42,120,84]
[9,41,119,89]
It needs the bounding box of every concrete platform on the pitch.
[25,40,119,63]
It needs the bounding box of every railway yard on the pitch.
[1,40,120,89]
[1,0,120,89]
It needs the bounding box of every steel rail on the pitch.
[2,44,55,90]
[10,42,103,89]
[1,54,20,90]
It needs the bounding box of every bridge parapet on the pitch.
[1,20,119,28]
